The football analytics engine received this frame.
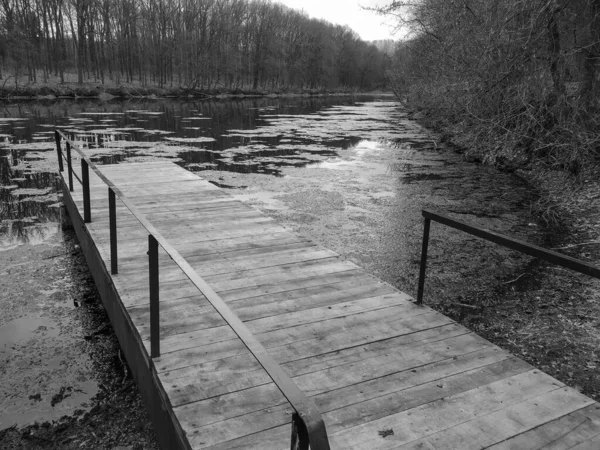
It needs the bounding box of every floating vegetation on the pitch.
[101,140,156,149]
[11,187,53,197]
[0,118,28,122]
[143,129,174,135]
[187,162,218,170]
[79,112,125,116]
[19,193,59,203]
[163,136,216,143]
[132,111,165,116]
[0,142,55,151]
[85,129,129,136]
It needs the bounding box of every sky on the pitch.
[275,0,400,42]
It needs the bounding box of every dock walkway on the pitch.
[61,153,600,449]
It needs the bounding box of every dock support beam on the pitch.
[66,142,73,192]
[55,131,64,172]
[417,217,430,305]
[109,188,118,275]
[149,235,160,358]
[82,159,91,223]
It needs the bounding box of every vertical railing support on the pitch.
[417,217,431,305]
[82,159,91,223]
[55,131,64,172]
[109,188,118,275]
[291,413,309,450]
[149,235,160,358]
[66,141,73,192]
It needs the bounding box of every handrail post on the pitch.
[109,188,118,274]
[417,216,431,305]
[55,131,64,172]
[291,413,309,450]
[149,235,160,358]
[82,159,91,223]
[66,141,73,192]
[292,409,331,450]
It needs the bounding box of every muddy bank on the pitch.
[0,231,158,449]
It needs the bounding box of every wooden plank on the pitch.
[117,257,357,296]
[568,433,600,450]
[116,243,327,277]
[163,325,482,409]
[219,269,372,301]
[229,280,401,322]
[204,258,359,292]
[86,208,266,230]
[186,354,529,449]
[152,305,443,371]
[96,230,309,261]
[131,289,405,339]
[486,403,600,450]
[87,214,277,236]
[165,331,491,419]
[394,388,595,449]
[327,370,566,449]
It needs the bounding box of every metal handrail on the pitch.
[54,130,331,450]
[417,209,600,304]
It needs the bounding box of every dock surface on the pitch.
[63,160,600,449]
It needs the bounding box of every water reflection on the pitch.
[0,96,405,245]
[0,154,60,248]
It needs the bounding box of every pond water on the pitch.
[0,94,541,427]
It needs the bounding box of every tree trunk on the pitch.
[581,0,600,101]
[547,7,565,97]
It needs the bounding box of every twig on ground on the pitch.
[502,273,529,284]
[118,349,128,384]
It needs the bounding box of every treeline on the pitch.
[380,0,600,174]
[0,0,391,93]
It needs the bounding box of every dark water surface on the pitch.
[0,95,540,427]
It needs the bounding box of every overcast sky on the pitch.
[275,0,399,41]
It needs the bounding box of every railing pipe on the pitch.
[417,217,431,305]
[54,131,64,172]
[66,141,73,192]
[82,159,91,223]
[149,234,160,358]
[109,187,118,275]
[291,413,309,450]
[418,209,600,304]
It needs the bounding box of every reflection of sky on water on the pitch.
[0,96,432,245]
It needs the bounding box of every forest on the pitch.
[0,0,392,93]
[380,0,600,175]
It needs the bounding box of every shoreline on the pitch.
[0,83,393,103]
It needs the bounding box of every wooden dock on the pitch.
[58,136,600,449]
